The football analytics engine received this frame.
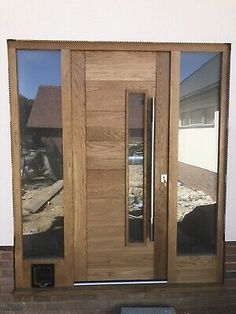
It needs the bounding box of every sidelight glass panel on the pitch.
[127,93,145,243]
[177,52,221,255]
[17,50,64,258]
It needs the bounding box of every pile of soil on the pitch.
[177,182,214,221]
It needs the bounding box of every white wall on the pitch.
[0,0,236,244]
[179,127,217,171]
[178,113,219,172]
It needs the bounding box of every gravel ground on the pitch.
[128,165,214,221]
[129,165,143,214]
[22,166,214,234]
[177,181,214,221]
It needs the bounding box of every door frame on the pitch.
[8,41,230,287]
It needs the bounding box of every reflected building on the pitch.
[177,53,221,255]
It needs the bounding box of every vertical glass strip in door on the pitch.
[127,92,146,243]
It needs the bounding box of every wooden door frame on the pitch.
[8,40,230,287]
[168,48,230,283]
[8,46,74,288]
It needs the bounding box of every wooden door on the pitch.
[73,50,170,282]
[8,41,229,288]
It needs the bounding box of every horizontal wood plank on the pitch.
[176,256,217,283]
[87,170,125,199]
[87,141,125,170]
[88,250,153,268]
[9,40,229,53]
[87,198,125,227]
[87,111,125,141]
[86,51,156,81]
[87,226,124,251]
[88,267,153,281]
[86,80,155,112]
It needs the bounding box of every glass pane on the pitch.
[177,52,221,255]
[191,109,203,124]
[17,50,64,258]
[128,93,145,243]
[181,111,190,126]
[205,107,215,125]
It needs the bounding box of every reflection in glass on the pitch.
[128,93,145,243]
[17,50,64,258]
[177,52,221,255]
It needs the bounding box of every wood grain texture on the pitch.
[88,267,153,281]
[86,51,156,81]
[87,249,153,280]
[176,256,217,283]
[216,47,230,282]
[72,51,87,281]
[86,81,125,112]
[88,250,153,267]
[87,169,125,199]
[61,49,74,286]
[87,198,125,227]
[85,51,156,282]
[154,52,170,280]
[8,40,229,53]
[167,51,180,283]
[8,46,24,288]
[87,141,125,170]
[87,111,125,141]
[86,80,155,112]
[87,226,125,252]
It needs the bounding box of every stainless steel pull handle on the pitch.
[150,97,155,241]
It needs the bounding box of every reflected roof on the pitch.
[27,86,61,129]
[180,54,221,99]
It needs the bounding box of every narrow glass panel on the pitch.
[177,52,221,255]
[17,50,64,258]
[191,109,203,124]
[127,93,145,243]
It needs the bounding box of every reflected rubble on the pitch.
[177,182,215,222]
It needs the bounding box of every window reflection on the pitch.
[128,93,145,243]
[177,52,221,255]
[17,50,64,258]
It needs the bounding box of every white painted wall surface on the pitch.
[178,126,218,172]
[0,0,236,244]
[178,112,219,172]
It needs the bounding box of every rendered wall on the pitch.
[178,111,219,172]
[0,0,236,244]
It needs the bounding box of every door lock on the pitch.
[161,174,168,187]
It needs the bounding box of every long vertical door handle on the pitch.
[150,97,155,241]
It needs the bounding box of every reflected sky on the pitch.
[17,50,218,98]
[17,50,61,99]
[180,52,218,82]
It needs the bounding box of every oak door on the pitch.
[73,51,170,282]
